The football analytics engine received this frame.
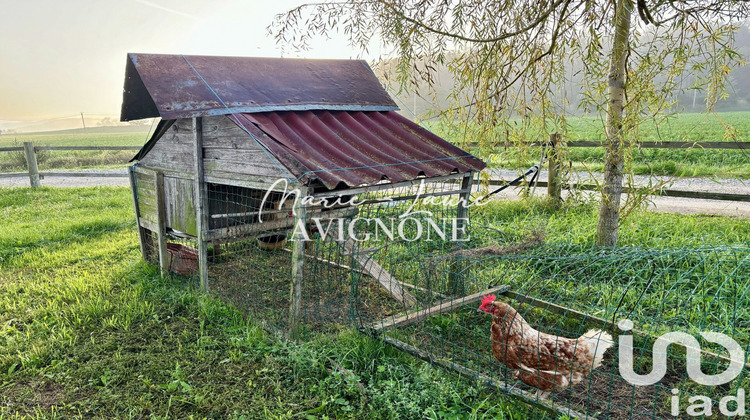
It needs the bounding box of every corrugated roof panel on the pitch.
[233,111,485,189]
[121,54,399,121]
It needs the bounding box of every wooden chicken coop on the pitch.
[121,53,485,335]
[119,54,750,420]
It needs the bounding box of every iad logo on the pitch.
[617,319,746,417]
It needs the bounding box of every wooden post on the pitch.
[547,133,562,201]
[289,187,309,339]
[128,166,150,261]
[155,171,169,277]
[449,172,474,294]
[23,142,40,188]
[193,117,209,291]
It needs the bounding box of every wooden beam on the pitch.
[36,146,141,151]
[372,285,510,332]
[289,186,310,339]
[567,141,750,150]
[129,167,149,261]
[39,171,129,178]
[463,141,750,150]
[193,117,209,291]
[312,173,467,199]
[138,217,158,233]
[340,238,417,308]
[379,335,586,419]
[487,180,750,203]
[154,171,169,277]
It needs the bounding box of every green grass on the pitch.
[0,187,549,419]
[470,197,750,248]
[433,111,750,179]
[2,187,748,417]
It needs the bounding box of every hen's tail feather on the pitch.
[579,329,614,369]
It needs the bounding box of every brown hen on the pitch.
[478,295,613,399]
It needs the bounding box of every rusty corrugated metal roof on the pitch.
[233,111,485,189]
[120,54,398,121]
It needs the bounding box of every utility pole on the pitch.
[80,112,86,130]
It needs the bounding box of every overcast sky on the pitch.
[0,0,366,122]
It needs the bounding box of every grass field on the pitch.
[0,187,548,419]
[1,186,748,418]
[0,131,148,172]
[2,111,749,177]
[435,111,750,178]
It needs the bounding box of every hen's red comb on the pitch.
[480,294,496,306]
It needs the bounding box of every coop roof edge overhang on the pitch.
[120,53,399,122]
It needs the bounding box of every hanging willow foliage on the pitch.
[270,0,749,245]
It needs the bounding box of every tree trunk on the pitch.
[596,0,632,247]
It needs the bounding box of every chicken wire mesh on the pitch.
[359,243,750,419]
[198,176,469,339]
[139,170,750,419]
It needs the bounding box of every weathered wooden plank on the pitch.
[487,179,750,203]
[140,152,195,171]
[137,165,194,180]
[203,174,290,191]
[203,135,265,150]
[133,165,157,178]
[204,206,357,243]
[136,193,156,207]
[38,171,128,178]
[372,285,510,332]
[155,172,169,277]
[203,148,271,162]
[138,217,158,233]
[0,172,28,179]
[568,140,750,150]
[340,239,417,308]
[313,173,467,199]
[205,217,296,242]
[0,147,24,152]
[464,141,750,150]
[204,165,287,183]
[139,120,195,172]
[164,176,196,236]
[138,201,158,224]
[203,160,285,178]
[129,167,149,261]
[36,146,141,151]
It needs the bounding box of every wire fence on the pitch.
[135,157,750,417]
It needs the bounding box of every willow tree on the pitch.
[272,0,748,246]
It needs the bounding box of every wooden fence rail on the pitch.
[1,140,747,204]
[489,134,749,203]
[465,141,750,150]
[0,142,136,187]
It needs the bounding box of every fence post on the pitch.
[23,142,41,188]
[547,133,562,201]
[192,117,209,292]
